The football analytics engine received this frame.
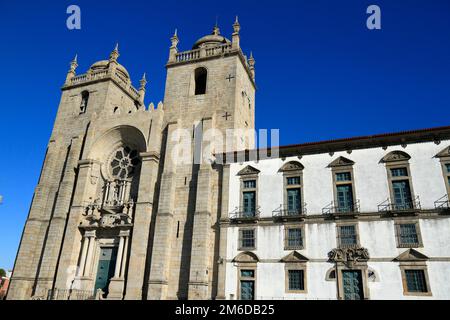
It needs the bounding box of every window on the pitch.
[381,152,416,211]
[279,161,305,217]
[243,180,256,189]
[194,67,207,95]
[80,91,89,114]
[285,227,303,249]
[405,270,428,293]
[391,167,408,177]
[338,225,358,248]
[241,176,257,217]
[287,177,300,185]
[336,184,354,212]
[392,180,413,209]
[395,222,422,248]
[288,270,305,291]
[243,191,256,216]
[239,229,256,250]
[445,163,450,173]
[397,224,419,247]
[329,160,357,214]
[336,172,351,182]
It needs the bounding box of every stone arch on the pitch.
[278,161,304,172]
[194,66,207,95]
[88,125,147,163]
[232,251,260,263]
[325,267,336,281]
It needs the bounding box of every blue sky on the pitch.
[0,0,449,270]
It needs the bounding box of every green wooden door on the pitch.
[240,280,255,300]
[287,188,301,215]
[243,191,256,217]
[337,184,353,212]
[392,180,412,209]
[94,247,117,295]
[342,270,364,300]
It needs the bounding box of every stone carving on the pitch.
[328,156,355,168]
[237,165,260,176]
[328,247,370,267]
[81,199,133,228]
[232,251,259,263]
[278,161,304,172]
[381,150,411,163]
[90,174,99,185]
[280,251,309,263]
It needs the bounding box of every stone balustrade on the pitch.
[174,43,235,63]
[66,69,140,100]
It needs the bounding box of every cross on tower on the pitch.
[226,74,235,82]
[223,112,231,120]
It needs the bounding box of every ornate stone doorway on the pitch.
[94,247,118,295]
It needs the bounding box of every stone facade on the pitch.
[223,134,450,299]
[7,18,450,301]
[7,19,255,300]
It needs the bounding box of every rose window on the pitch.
[109,146,140,179]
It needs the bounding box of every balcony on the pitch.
[377,196,421,215]
[229,206,260,223]
[322,200,360,218]
[435,194,450,212]
[272,204,307,221]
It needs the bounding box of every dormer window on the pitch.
[194,67,207,95]
[80,91,89,114]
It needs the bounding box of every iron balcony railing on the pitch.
[322,199,360,215]
[378,196,421,212]
[434,194,449,210]
[229,206,261,220]
[46,288,95,300]
[272,204,307,219]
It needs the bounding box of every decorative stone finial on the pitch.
[233,16,240,33]
[109,43,120,61]
[249,51,255,66]
[170,29,179,48]
[138,73,147,104]
[212,25,220,35]
[70,54,78,71]
[248,52,255,80]
[65,53,78,84]
[140,73,147,89]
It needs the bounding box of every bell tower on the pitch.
[147,18,256,299]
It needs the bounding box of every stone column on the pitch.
[34,136,84,296]
[83,231,97,277]
[120,236,129,278]
[114,236,125,278]
[77,234,89,276]
[108,229,130,300]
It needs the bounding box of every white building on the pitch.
[220,128,450,300]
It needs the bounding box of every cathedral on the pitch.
[7,19,450,300]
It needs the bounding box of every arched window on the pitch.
[80,91,89,114]
[194,67,207,95]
